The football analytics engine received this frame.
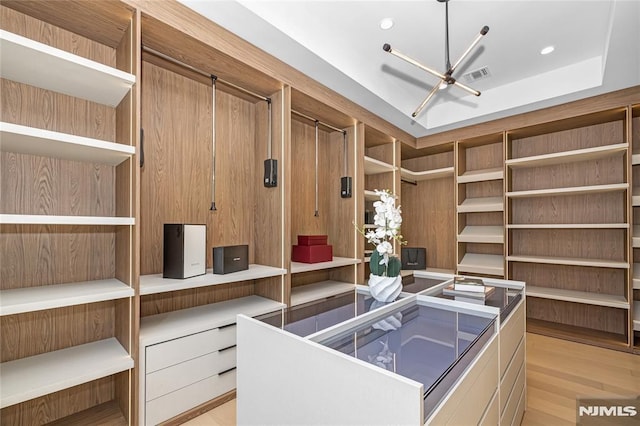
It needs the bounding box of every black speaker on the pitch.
[340,176,352,198]
[401,247,427,270]
[264,159,277,187]
[213,244,249,274]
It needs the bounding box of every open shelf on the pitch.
[364,190,378,201]
[457,197,504,213]
[506,183,628,198]
[526,286,629,309]
[633,187,640,206]
[139,264,286,295]
[506,143,628,168]
[364,156,396,175]
[634,226,640,248]
[458,226,504,243]
[0,214,135,226]
[0,122,135,166]
[632,153,640,166]
[634,265,640,290]
[291,257,361,274]
[0,338,133,408]
[290,280,356,306]
[0,279,133,316]
[457,167,503,183]
[507,223,628,229]
[526,318,629,351]
[507,255,629,269]
[46,401,126,426]
[0,30,135,107]
[634,305,640,331]
[401,166,454,181]
[457,253,504,276]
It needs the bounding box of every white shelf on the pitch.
[634,304,640,332]
[506,143,628,169]
[363,224,376,229]
[457,167,503,183]
[0,30,135,107]
[633,187,640,206]
[526,286,629,309]
[506,183,628,198]
[291,257,361,274]
[457,197,504,213]
[401,166,454,181]
[457,253,504,276]
[634,264,640,290]
[507,223,628,229]
[0,214,134,226]
[0,279,133,316]
[140,264,286,295]
[140,295,285,346]
[364,190,378,201]
[0,338,133,408]
[0,122,134,166]
[458,226,504,243]
[290,280,356,306]
[364,156,396,175]
[632,153,640,166]
[634,226,640,248]
[507,255,629,269]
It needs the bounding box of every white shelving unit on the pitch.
[0,30,135,107]
[290,280,356,306]
[457,167,504,184]
[400,166,454,181]
[0,338,133,408]
[457,197,504,213]
[364,156,396,175]
[507,223,628,229]
[290,257,361,274]
[0,279,134,316]
[0,214,135,225]
[505,143,628,168]
[507,255,629,269]
[0,122,135,165]
[140,264,287,295]
[458,226,504,244]
[526,286,629,309]
[506,183,628,198]
[457,253,504,276]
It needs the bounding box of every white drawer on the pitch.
[500,302,524,377]
[145,368,236,426]
[500,338,524,414]
[479,390,500,426]
[146,323,236,373]
[146,345,237,401]
[500,362,525,426]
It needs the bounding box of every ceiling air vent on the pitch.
[462,66,490,83]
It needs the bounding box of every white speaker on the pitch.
[163,224,206,279]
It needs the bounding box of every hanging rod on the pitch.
[291,109,346,134]
[142,45,270,103]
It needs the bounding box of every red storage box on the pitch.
[292,244,332,263]
[297,235,328,246]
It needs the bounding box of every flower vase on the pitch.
[368,274,402,302]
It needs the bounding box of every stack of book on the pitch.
[442,276,494,304]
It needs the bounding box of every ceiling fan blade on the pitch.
[383,44,447,82]
[448,26,489,75]
[412,81,442,118]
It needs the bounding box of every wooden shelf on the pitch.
[364,190,378,201]
[506,183,628,198]
[364,156,396,175]
[0,214,135,226]
[457,253,504,276]
[139,264,286,295]
[0,279,133,316]
[634,304,640,332]
[457,197,504,213]
[0,122,135,166]
[290,280,356,306]
[507,223,628,229]
[506,143,628,168]
[401,166,454,181]
[457,167,503,183]
[458,226,504,243]
[46,401,126,426]
[526,286,629,309]
[291,257,361,274]
[140,295,285,346]
[634,264,640,290]
[526,318,629,351]
[0,338,133,408]
[0,30,135,107]
[507,255,629,269]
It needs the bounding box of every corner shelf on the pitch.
[458,226,504,243]
[364,156,396,175]
[457,197,504,213]
[0,279,133,316]
[0,30,135,107]
[290,257,361,274]
[0,338,133,408]
[526,286,629,309]
[457,253,504,276]
[505,143,628,168]
[0,214,135,226]
[506,183,628,198]
[401,166,454,181]
[0,122,135,166]
[457,167,503,183]
[507,255,629,269]
[139,264,286,295]
[290,280,356,306]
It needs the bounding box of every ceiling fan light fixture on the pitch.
[380,18,394,30]
[540,45,555,55]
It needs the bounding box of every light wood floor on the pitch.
[184,333,640,426]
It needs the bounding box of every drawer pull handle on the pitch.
[219,345,236,353]
[219,367,236,376]
[219,323,236,330]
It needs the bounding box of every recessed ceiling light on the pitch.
[540,45,555,55]
[380,18,394,30]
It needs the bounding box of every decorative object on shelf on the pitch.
[382,0,489,118]
[401,247,427,270]
[292,234,333,263]
[358,189,405,302]
[443,276,495,305]
[213,244,249,274]
[163,224,206,279]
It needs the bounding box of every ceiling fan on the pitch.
[383,0,489,118]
